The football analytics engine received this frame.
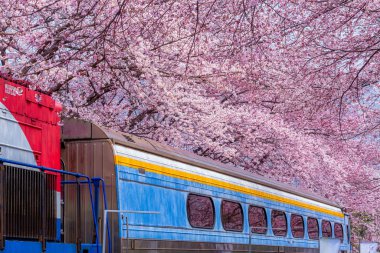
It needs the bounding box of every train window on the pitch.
[187,194,215,229]
[291,214,304,238]
[271,210,287,236]
[322,220,332,237]
[221,200,244,232]
[334,223,343,241]
[248,206,267,234]
[307,217,319,239]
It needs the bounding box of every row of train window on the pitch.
[187,194,344,241]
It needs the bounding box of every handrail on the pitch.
[102,210,160,253]
[62,178,112,252]
[92,178,111,253]
[0,158,101,253]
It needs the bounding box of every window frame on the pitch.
[307,217,319,240]
[186,193,215,229]
[271,209,288,237]
[221,199,244,232]
[322,220,332,238]
[290,214,305,238]
[248,205,268,234]
[334,222,344,241]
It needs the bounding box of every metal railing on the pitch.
[102,210,160,253]
[0,158,103,253]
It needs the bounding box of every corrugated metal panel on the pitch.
[61,139,120,252]
[0,164,56,241]
[0,165,4,249]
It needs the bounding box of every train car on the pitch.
[0,75,352,253]
[0,76,100,253]
[61,119,352,253]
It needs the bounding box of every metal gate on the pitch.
[0,164,56,243]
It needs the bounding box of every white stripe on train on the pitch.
[114,144,342,214]
[0,101,37,165]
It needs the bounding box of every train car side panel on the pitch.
[114,144,350,251]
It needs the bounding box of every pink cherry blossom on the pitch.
[0,0,379,250]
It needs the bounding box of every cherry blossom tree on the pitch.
[0,0,379,248]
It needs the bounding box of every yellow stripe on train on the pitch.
[115,155,344,218]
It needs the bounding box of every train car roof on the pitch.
[62,118,341,209]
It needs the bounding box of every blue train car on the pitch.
[0,77,352,253]
[61,119,351,253]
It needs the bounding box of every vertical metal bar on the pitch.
[76,178,81,253]
[21,168,25,238]
[0,164,4,250]
[46,174,51,240]
[50,174,56,240]
[125,216,129,253]
[46,175,50,239]
[248,226,252,253]
[15,167,18,237]
[33,170,36,238]
[11,167,15,237]
[41,172,46,251]
[26,169,29,238]
[102,210,107,253]
[93,179,100,244]
[8,167,12,237]
[5,167,9,238]
[3,167,6,239]
[85,178,99,253]
[99,179,111,253]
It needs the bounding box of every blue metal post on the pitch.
[93,179,100,235]
[93,178,111,253]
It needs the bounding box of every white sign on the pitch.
[320,238,341,253]
[5,83,23,96]
[360,242,378,253]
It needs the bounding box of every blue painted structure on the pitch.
[0,240,100,253]
[116,164,351,251]
[58,119,352,253]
